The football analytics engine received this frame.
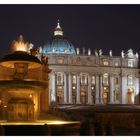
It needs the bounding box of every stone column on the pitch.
[135,77,139,95]
[95,75,100,104]
[63,72,68,104]
[134,77,139,104]
[87,74,92,104]
[122,76,127,104]
[99,74,103,104]
[48,73,52,105]
[76,74,81,104]
[109,75,114,104]
[51,72,56,102]
[68,73,72,104]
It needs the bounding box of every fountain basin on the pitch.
[0,120,80,136]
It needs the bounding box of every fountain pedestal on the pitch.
[8,98,34,121]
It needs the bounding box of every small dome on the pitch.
[43,20,76,55]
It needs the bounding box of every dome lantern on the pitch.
[54,19,63,36]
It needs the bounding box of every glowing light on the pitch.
[14,41,28,52]
[29,94,33,98]
[12,35,29,52]
[0,120,80,126]
[131,95,134,103]
[54,31,63,36]
[54,20,63,36]
[0,122,45,126]
[115,62,119,66]
[72,86,76,89]
[45,120,80,125]
[52,48,55,52]
[88,48,91,55]
[58,86,62,89]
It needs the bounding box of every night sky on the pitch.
[0,5,140,56]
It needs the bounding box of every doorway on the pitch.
[127,87,134,104]
[102,86,109,104]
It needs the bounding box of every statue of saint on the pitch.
[109,50,112,57]
[95,50,98,56]
[121,50,124,58]
[38,46,42,53]
[99,49,102,56]
[136,52,139,59]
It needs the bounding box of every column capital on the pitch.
[76,72,81,76]
[99,74,103,77]
[68,72,72,75]
[51,71,56,75]
[121,73,127,77]
[68,72,72,76]
[64,73,67,78]
[109,73,115,77]
[94,72,100,76]
[88,73,92,76]
[64,72,69,75]
[95,74,99,77]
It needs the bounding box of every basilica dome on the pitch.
[43,20,76,55]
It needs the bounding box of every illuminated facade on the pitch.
[42,20,139,105]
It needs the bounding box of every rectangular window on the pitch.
[103,74,109,85]
[57,73,63,85]
[128,75,133,85]
[102,59,109,66]
[81,75,87,85]
[56,58,64,64]
[114,62,119,67]
[72,75,76,84]
[115,77,119,85]
[128,60,133,67]
[72,58,76,64]
[91,76,95,85]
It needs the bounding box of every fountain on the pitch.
[0,35,45,121]
[0,35,80,135]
